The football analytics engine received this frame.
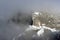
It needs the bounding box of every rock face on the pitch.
[32,12,42,27]
[32,12,58,28]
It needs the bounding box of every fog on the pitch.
[0,0,60,40]
[0,0,60,18]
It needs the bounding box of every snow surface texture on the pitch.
[26,25,59,36]
[13,25,60,40]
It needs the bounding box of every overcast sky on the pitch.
[0,0,60,19]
